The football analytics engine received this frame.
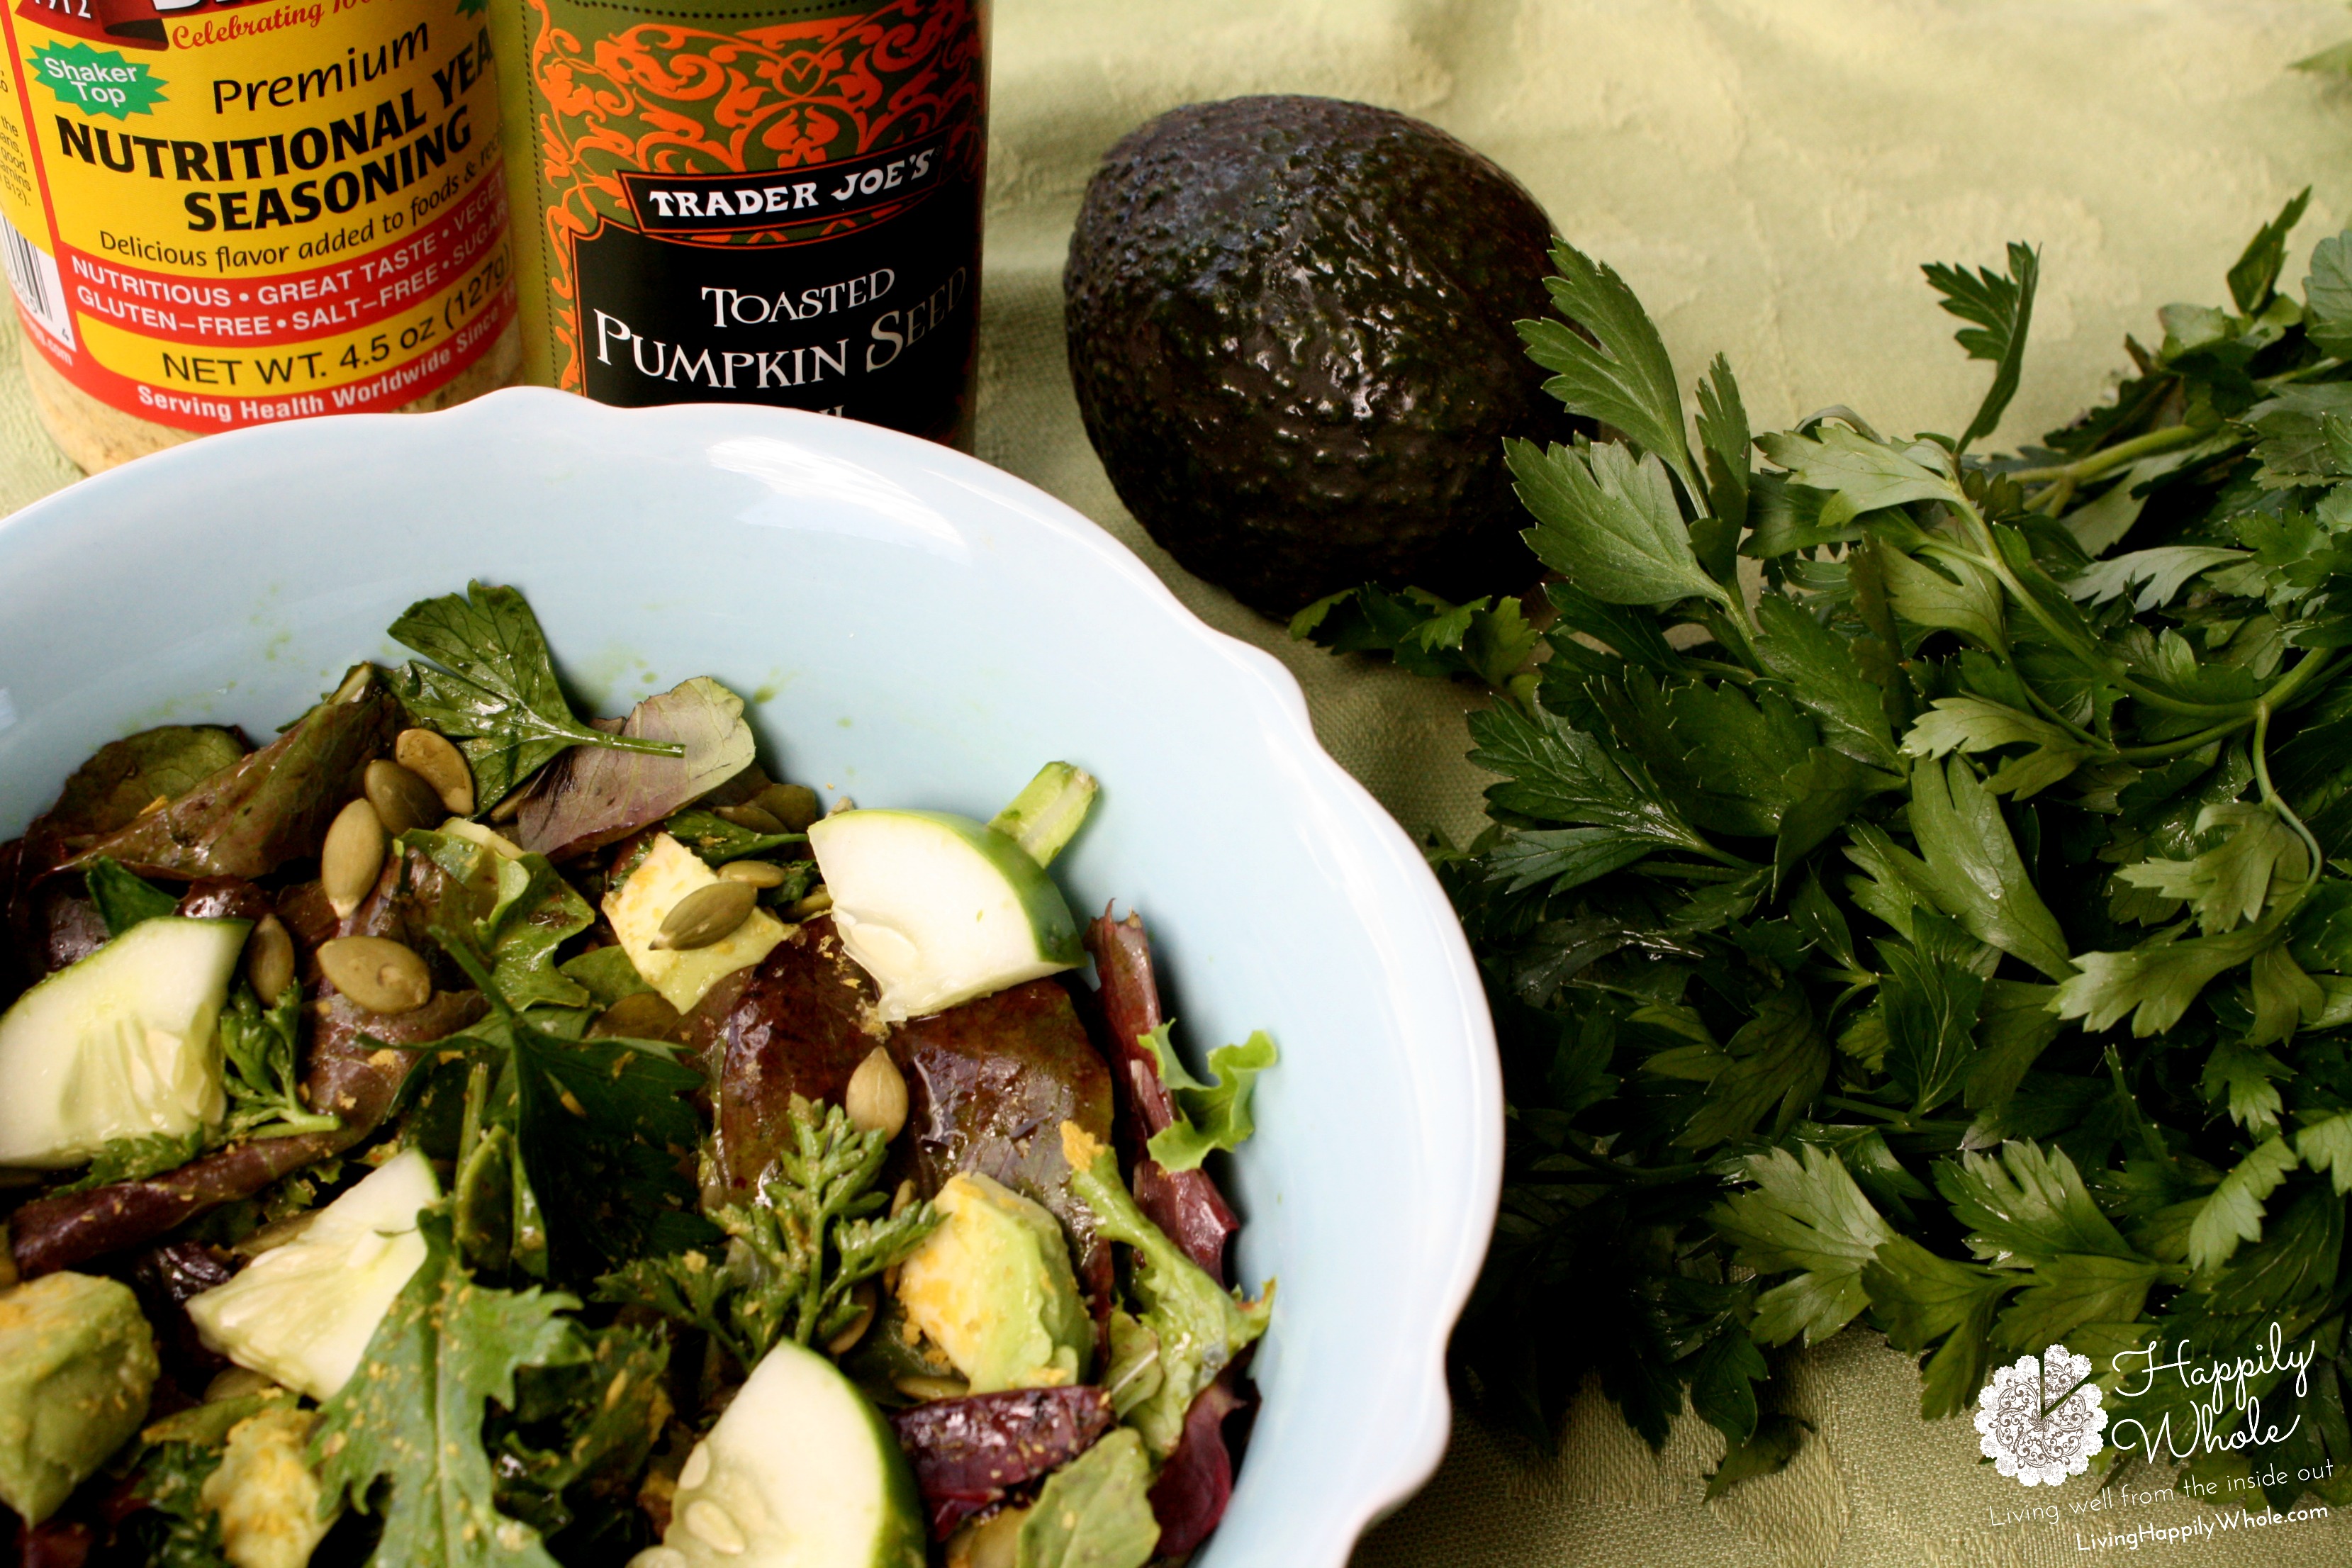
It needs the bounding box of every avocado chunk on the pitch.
[0,1272,159,1523]
[1064,94,1564,615]
[895,1173,1090,1394]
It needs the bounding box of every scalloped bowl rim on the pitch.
[0,386,1500,1567]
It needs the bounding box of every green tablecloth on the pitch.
[13,2,2352,1562]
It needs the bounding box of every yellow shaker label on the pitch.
[0,0,511,430]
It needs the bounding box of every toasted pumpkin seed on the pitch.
[364,758,443,836]
[590,990,684,1042]
[247,914,296,1004]
[318,936,432,1014]
[322,797,386,919]
[883,1179,919,1295]
[826,1282,878,1355]
[755,783,822,833]
[329,664,374,704]
[713,802,787,835]
[788,887,833,919]
[488,790,525,823]
[395,729,476,815]
[651,881,756,951]
[892,1375,968,1403]
[846,1046,908,1141]
[718,859,790,889]
[203,1367,276,1404]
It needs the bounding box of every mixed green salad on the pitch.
[0,586,1275,1568]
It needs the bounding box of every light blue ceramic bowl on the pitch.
[0,387,1499,1566]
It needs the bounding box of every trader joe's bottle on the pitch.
[486,0,987,447]
[0,0,520,471]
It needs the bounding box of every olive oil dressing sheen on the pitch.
[488,0,986,445]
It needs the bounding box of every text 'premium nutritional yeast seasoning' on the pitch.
[0,0,520,470]
[490,0,987,445]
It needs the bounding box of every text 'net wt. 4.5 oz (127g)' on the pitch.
[0,0,522,471]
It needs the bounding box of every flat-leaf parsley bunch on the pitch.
[1300,191,2352,1507]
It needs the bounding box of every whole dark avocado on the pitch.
[1063,95,1564,615]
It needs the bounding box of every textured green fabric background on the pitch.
[11,2,2352,1562]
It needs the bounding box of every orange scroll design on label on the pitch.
[525,0,981,390]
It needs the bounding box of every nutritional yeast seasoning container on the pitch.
[0,0,517,470]
[488,0,987,445]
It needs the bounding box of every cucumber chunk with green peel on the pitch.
[0,917,249,1167]
[641,1335,924,1568]
[807,810,1081,1024]
[185,1148,439,1401]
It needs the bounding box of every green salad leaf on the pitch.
[1141,1024,1277,1173]
[1062,1123,1270,1456]
[1013,1428,1159,1568]
[388,582,682,811]
[314,1212,573,1568]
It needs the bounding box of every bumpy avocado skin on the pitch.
[1064,95,1563,615]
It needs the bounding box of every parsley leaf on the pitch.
[596,1095,938,1367]
[314,1211,573,1568]
[388,582,683,810]
[1879,911,1988,1115]
[1710,1145,1893,1346]
[1859,1234,2010,1418]
[2187,1136,2300,1272]
[1466,701,1715,854]
[1517,239,1697,495]
[53,1129,206,1194]
[1906,756,2073,980]
[1752,595,1898,771]
[1923,242,2039,452]
[2228,189,2312,316]
[1289,586,1541,705]
[1753,427,1959,531]
[430,926,710,1277]
[1141,1025,1277,1173]
[1508,439,1732,610]
[84,855,178,936]
[220,983,340,1139]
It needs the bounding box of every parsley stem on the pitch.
[1941,495,2253,722]
[2253,701,2328,885]
[2008,424,2205,486]
[457,1058,489,1172]
[1538,1132,1706,1184]
[2105,651,2342,764]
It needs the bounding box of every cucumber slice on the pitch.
[807,810,1080,1023]
[184,1148,439,1401]
[0,917,248,1167]
[643,1336,924,1568]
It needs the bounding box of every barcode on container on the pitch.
[1,211,74,349]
